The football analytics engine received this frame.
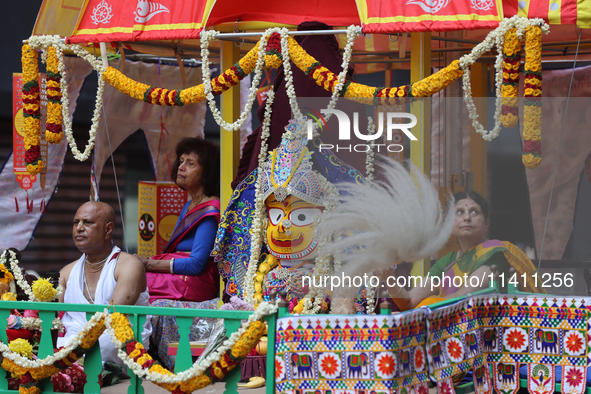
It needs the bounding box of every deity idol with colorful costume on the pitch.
[213,119,365,314]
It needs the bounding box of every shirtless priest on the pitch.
[58,201,151,372]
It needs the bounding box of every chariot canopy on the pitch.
[34,0,591,46]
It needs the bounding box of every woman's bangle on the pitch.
[170,258,175,274]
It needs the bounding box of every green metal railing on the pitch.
[0,301,278,394]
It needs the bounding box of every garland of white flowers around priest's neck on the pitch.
[26,35,107,161]
[459,16,548,142]
[104,302,277,388]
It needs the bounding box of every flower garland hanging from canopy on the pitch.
[22,16,547,180]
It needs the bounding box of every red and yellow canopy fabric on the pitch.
[503,0,591,28]
[358,0,504,34]
[33,0,591,45]
[67,0,216,44]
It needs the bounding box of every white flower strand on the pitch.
[57,45,106,161]
[362,116,377,314]
[301,181,340,315]
[258,26,359,313]
[279,28,303,124]
[26,35,107,161]
[459,16,548,141]
[3,249,63,302]
[365,116,376,183]
[20,317,65,333]
[0,311,106,369]
[200,29,272,132]
[243,90,276,304]
[105,302,278,384]
[2,250,33,300]
[282,25,361,137]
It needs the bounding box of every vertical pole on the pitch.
[444,31,464,193]
[128,314,145,394]
[219,40,241,301]
[222,318,242,393]
[83,313,102,394]
[0,308,11,391]
[220,41,241,210]
[265,312,277,394]
[409,32,431,277]
[469,63,488,198]
[39,311,55,393]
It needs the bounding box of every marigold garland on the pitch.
[264,33,283,69]
[522,26,542,169]
[0,313,105,394]
[254,254,279,303]
[102,42,261,107]
[101,36,462,107]
[45,46,63,144]
[21,45,43,176]
[501,28,521,128]
[109,312,266,393]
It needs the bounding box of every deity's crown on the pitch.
[260,119,331,206]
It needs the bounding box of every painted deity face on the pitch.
[264,194,323,260]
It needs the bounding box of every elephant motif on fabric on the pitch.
[431,342,445,368]
[464,331,480,357]
[482,328,497,351]
[534,329,558,353]
[347,353,369,378]
[475,365,487,386]
[399,349,412,375]
[497,363,515,384]
[291,353,314,378]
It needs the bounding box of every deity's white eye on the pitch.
[268,208,285,225]
[148,220,155,231]
[289,208,323,227]
[139,219,146,230]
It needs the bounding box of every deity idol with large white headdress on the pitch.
[252,120,336,313]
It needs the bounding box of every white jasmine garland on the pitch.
[104,302,278,384]
[0,311,106,369]
[365,116,376,183]
[20,317,65,333]
[283,25,361,138]
[459,16,549,141]
[200,29,272,133]
[301,180,340,315]
[26,35,107,161]
[243,90,276,304]
[365,270,377,315]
